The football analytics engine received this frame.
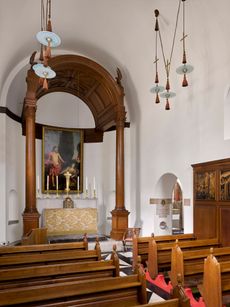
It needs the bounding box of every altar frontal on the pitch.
[43,208,98,235]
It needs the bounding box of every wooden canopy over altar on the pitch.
[22,54,129,240]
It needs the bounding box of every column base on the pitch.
[110,209,130,240]
[22,211,40,236]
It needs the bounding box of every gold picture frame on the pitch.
[42,126,84,193]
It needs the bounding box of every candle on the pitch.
[77,176,80,191]
[46,175,49,191]
[93,176,96,190]
[85,176,88,190]
[56,176,58,191]
[37,175,40,190]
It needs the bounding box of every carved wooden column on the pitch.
[110,82,129,239]
[22,69,40,236]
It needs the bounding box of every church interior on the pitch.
[1,0,230,306]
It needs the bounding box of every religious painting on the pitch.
[195,171,216,200]
[42,126,84,193]
[220,170,230,201]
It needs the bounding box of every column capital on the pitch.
[23,101,37,118]
[26,69,40,94]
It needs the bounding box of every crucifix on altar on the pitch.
[63,171,74,208]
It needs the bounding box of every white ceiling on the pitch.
[0,0,229,118]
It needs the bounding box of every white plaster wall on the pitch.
[0,115,6,244]
[5,117,25,243]
[36,92,95,129]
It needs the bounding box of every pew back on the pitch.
[0,240,88,257]
[0,244,101,269]
[0,269,147,306]
[0,255,120,290]
[133,233,196,271]
[146,237,220,278]
[170,244,230,287]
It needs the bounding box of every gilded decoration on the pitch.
[43,208,98,235]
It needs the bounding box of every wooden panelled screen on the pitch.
[192,158,230,246]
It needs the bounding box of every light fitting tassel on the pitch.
[155,93,160,104]
[47,19,52,32]
[43,78,48,90]
[165,98,170,110]
[166,78,170,91]
[155,72,159,84]
[182,74,188,87]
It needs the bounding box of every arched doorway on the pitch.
[153,173,184,235]
[172,180,184,234]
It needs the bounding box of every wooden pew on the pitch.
[0,241,101,269]
[0,265,148,306]
[144,237,220,278]
[133,234,195,270]
[21,228,48,245]
[0,249,120,290]
[0,239,88,258]
[198,251,230,307]
[169,243,230,288]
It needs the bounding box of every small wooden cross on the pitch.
[180,33,188,42]
[153,57,159,64]
[165,60,170,74]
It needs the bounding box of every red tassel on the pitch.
[165,98,170,110]
[43,78,48,90]
[47,19,52,32]
[155,93,160,104]
[166,78,170,91]
[155,72,159,84]
[182,74,188,87]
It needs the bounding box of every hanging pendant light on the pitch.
[152,0,193,110]
[160,91,176,110]
[151,9,165,105]
[33,0,61,89]
[176,0,194,87]
[32,63,56,90]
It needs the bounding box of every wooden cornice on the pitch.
[21,54,129,142]
[33,55,125,132]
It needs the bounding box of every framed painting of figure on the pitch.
[42,126,84,193]
[194,171,216,200]
[220,170,230,201]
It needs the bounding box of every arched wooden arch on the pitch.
[22,54,129,240]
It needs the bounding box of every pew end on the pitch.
[171,274,190,307]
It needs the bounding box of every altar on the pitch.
[43,207,98,236]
